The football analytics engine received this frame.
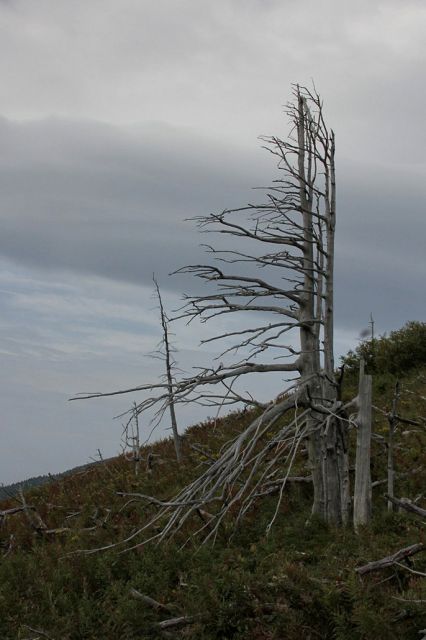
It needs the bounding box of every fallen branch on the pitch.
[392,597,426,604]
[0,505,38,518]
[129,588,198,634]
[254,475,312,497]
[22,624,54,639]
[42,528,74,535]
[1,502,110,540]
[189,443,217,464]
[18,488,48,533]
[371,478,388,488]
[116,491,202,508]
[384,495,426,518]
[158,615,198,630]
[355,543,425,576]
[64,511,82,520]
[130,588,174,613]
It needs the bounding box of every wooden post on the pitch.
[353,359,372,530]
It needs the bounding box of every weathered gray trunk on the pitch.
[353,361,372,530]
[296,91,346,525]
[323,418,342,525]
[321,126,347,525]
[296,92,325,519]
[321,377,348,526]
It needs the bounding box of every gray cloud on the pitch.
[334,160,426,333]
[0,0,425,483]
[1,116,424,335]
[0,118,272,288]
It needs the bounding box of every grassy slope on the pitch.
[0,370,425,639]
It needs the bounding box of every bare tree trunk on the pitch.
[387,381,400,511]
[321,123,348,525]
[296,92,325,520]
[298,93,343,525]
[322,418,341,525]
[353,360,372,530]
[153,277,182,464]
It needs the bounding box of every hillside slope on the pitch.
[0,346,425,639]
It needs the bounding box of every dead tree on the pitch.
[373,379,424,511]
[73,85,353,542]
[385,380,424,510]
[152,277,182,464]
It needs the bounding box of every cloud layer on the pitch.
[0,0,425,482]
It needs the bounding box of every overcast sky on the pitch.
[1,0,425,484]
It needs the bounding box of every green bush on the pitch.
[342,321,426,376]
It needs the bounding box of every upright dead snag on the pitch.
[153,277,182,464]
